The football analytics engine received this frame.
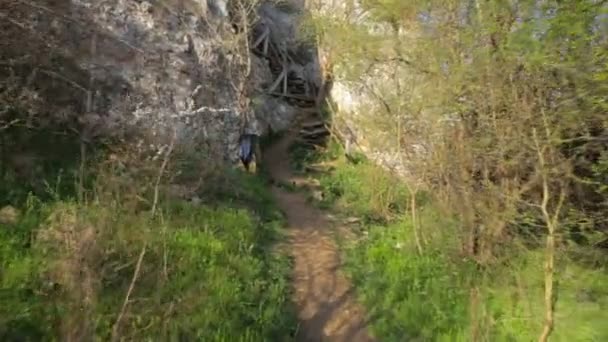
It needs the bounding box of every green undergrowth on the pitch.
[290,138,608,341]
[0,162,296,340]
[484,251,608,342]
[288,135,342,174]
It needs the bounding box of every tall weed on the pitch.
[0,165,295,340]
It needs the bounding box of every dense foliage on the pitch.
[0,153,295,340]
[301,0,608,340]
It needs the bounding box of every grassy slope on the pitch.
[290,139,608,342]
[0,166,296,340]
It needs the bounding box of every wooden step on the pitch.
[300,128,328,136]
[301,121,326,129]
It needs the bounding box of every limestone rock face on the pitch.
[1,0,311,164]
[253,95,298,135]
[306,0,429,178]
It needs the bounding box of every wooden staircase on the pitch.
[250,22,330,149]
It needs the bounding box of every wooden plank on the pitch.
[283,77,288,94]
[263,33,269,55]
[295,138,321,146]
[300,128,330,137]
[267,69,286,93]
[301,121,326,129]
[266,91,315,101]
[252,27,269,49]
[282,45,288,95]
[282,68,288,95]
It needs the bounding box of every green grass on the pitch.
[289,140,409,220]
[484,251,608,342]
[316,160,409,221]
[294,138,608,342]
[288,137,342,173]
[0,166,296,340]
[345,218,474,341]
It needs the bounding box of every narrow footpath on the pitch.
[264,124,374,342]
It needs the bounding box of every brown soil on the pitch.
[264,127,374,342]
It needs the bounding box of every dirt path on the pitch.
[264,127,374,342]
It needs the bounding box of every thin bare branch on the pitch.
[111,243,147,342]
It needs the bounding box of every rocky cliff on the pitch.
[306,0,428,179]
[1,0,319,164]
